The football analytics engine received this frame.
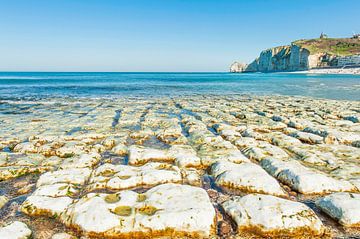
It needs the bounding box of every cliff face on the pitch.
[245,44,315,72]
[231,37,360,73]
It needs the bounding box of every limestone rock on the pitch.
[242,44,316,73]
[33,183,79,197]
[230,62,248,73]
[211,161,286,196]
[87,162,182,191]
[316,192,360,227]
[128,145,170,165]
[222,194,325,237]
[261,157,357,194]
[0,166,49,181]
[61,183,216,238]
[168,145,201,167]
[112,143,128,156]
[21,195,73,217]
[241,141,289,161]
[0,221,32,239]
[128,145,201,168]
[36,168,92,187]
[60,153,101,169]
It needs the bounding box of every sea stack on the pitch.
[230,62,248,73]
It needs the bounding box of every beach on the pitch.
[1,94,360,238]
[298,67,360,75]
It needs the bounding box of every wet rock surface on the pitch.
[222,194,325,237]
[316,192,360,227]
[0,95,359,238]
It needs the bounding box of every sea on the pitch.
[0,72,359,100]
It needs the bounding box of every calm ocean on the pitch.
[0,72,359,100]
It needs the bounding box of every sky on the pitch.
[0,0,359,72]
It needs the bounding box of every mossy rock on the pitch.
[137,205,159,216]
[112,206,132,216]
[118,175,131,180]
[100,169,115,177]
[58,185,68,190]
[137,194,147,202]
[105,193,121,203]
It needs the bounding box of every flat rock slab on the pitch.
[36,168,92,187]
[128,145,201,167]
[59,153,101,169]
[61,183,216,238]
[241,141,289,161]
[222,194,325,237]
[316,192,360,227]
[0,166,49,181]
[0,221,32,239]
[87,162,183,191]
[261,157,357,194]
[21,195,73,217]
[211,161,286,197]
[32,183,79,197]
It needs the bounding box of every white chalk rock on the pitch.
[242,141,289,161]
[112,143,128,156]
[222,194,325,237]
[60,153,100,169]
[13,142,38,154]
[0,221,32,239]
[128,145,169,165]
[36,168,92,187]
[261,157,356,194]
[128,145,201,168]
[211,161,286,196]
[61,183,216,238]
[88,162,182,191]
[168,145,201,168]
[316,192,360,227]
[289,131,323,144]
[21,195,73,217]
[33,183,79,197]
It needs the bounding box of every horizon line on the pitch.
[0,71,230,73]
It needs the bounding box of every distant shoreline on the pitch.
[291,67,360,75]
[235,67,360,75]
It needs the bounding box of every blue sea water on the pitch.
[0,72,359,100]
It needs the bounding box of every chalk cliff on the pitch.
[233,44,321,73]
[230,62,248,72]
[231,37,360,73]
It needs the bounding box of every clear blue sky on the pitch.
[0,0,359,72]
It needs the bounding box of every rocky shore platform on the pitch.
[0,95,360,238]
